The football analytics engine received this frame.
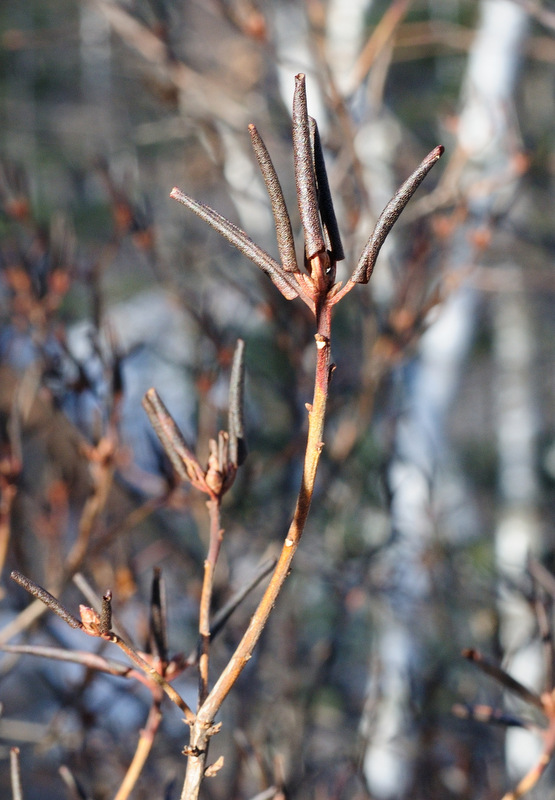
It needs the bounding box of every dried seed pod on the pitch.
[10,571,82,630]
[292,73,325,260]
[248,124,298,273]
[352,145,444,284]
[142,388,207,489]
[170,188,299,300]
[309,116,344,263]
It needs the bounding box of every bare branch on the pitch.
[10,747,22,800]
[462,648,545,712]
[0,643,131,676]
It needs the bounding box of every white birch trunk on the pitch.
[362,2,530,797]
[492,271,543,778]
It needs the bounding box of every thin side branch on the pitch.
[10,570,194,721]
[0,643,131,676]
[107,633,195,722]
[197,496,223,706]
[113,700,163,800]
[462,649,545,712]
[209,557,276,639]
[199,323,331,724]
[10,747,23,800]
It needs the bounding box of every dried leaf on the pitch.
[310,117,344,262]
[170,188,299,299]
[292,73,325,260]
[248,124,298,273]
[142,388,207,489]
[10,571,82,630]
[352,145,444,284]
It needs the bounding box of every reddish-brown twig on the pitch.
[171,73,442,800]
[457,643,555,800]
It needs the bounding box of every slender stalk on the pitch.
[10,747,22,800]
[65,438,115,576]
[198,496,223,706]
[203,322,332,721]
[181,308,333,800]
[501,718,555,800]
[0,481,17,589]
[462,649,544,711]
[113,697,163,800]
